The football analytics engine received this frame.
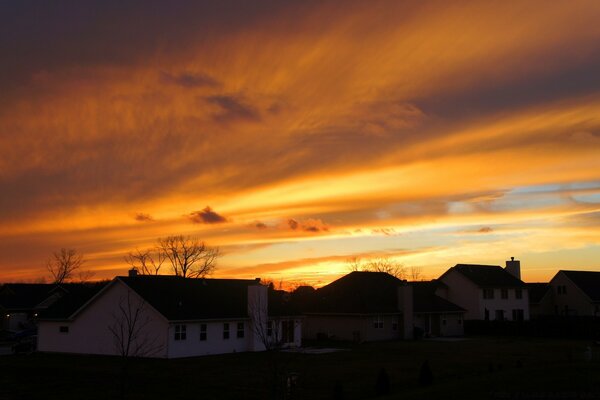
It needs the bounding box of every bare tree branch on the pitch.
[124,248,165,275]
[46,248,84,284]
[346,257,405,279]
[157,235,219,278]
[108,290,163,358]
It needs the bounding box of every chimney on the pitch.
[505,257,521,280]
[128,268,138,277]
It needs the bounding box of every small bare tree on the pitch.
[46,248,84,284]
[157,235,219,278]
[124,248,165,275]
[347,257,405,279]
[108,290,163,358]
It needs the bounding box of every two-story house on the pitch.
[438,258,529,321]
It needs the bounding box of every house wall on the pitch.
[551,272,597,316]
[414,313,464,336]
[530,291,555,319]
[167,320,251,358]
[480,288,530,321]
[439,271,481,319]
[38,281,169,357]
[303,314,403,342]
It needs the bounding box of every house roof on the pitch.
[119,275,261,320]
[446,264,525,288]
[0,283,63,311]
[308,271,406,314]
[560,270,600,303]
[39,282,109,319]
[526,283,550,304]
[410,281,465,314]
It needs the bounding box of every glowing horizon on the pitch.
[2,1,600,286]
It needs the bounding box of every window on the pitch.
[515,288,523,299]
[281,320,295,343]
[391,316,398,331]
[557,285,567,295]
[237,322,244,338]
[373,315,384,329]
[512,309,524,321]
[442,319,447,326]
[483,289,494,299]
[174,324,187,341]
[495,310,505,321]
[501,289,508,299]
[223,323,230,340]
[59,326,69,333]
[267,320,273,337]
[200,324,207,341]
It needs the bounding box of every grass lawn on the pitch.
[1,337,599,399]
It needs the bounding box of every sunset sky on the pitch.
[2,1,600,286]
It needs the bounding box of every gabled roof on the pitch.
[39,282,109,319]
[560,270,600,303]
[410,281,465,314]
[443,264,525,288]
[119,276,260,320]
[308,271,405,314]
[526,283,551,304]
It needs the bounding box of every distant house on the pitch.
[548,270,600,317]
[0,283,76,332]
[410,280,465,337]
[37,273,302,358]
[438,258,529,321]
[302,271,413,342]
[526,283,553,319]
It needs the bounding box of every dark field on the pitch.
[1,337,599,400]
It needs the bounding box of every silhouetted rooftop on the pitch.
[119,275,260,320]
[308,271,405,314]
[39,282,109,319]
[526,283,550,304]
[446,264,525,287]
[0,283,66,311]
[410,280,465,313]
[560,270,600,303]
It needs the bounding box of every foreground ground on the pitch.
[1,337,599,399]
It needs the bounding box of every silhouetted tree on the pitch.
[124,248,165,275]
[419,360,434,386]
[375,368,390,396]
[348,257,405,279]
[46,248,84,284]
[108,290,163,358]
[157,235,219,278]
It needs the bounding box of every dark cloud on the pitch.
[188,206,228,224]
[478,226,493,233]
[254,221,268,229]
[288,218,329,232]
[134,213,154,222]
[160,71,220,89]
[206,95,261,123]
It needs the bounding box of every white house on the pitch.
[37,274,302,358]
[438,258,529,321]
[548,270,600,317]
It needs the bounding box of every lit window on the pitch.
[373,315,384,329]
[200,324,207,341]
[223,323,230,340]
[59,326,69,333]
[237,322,244,338]
[174,324,187,341]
